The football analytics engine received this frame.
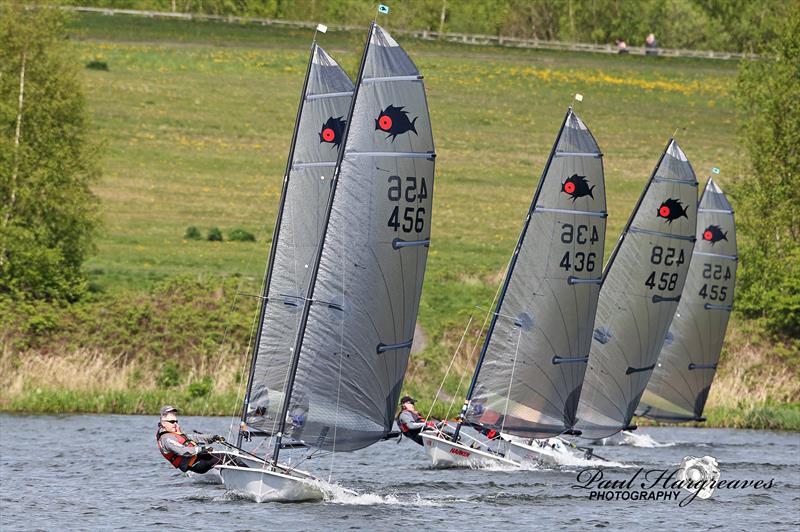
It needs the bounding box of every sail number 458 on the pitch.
[645,245,685,291]
[387,175,428,233]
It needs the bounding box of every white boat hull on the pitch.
[504,438,585,466]
[420,432,517,468]
[219,465,326,503]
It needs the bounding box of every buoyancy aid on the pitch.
[156,426,199,471]
[397,410,427,437]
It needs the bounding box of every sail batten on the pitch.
[461,108,607,439]
[575,139,698,439]
[638,177,737,422]
[239,42,355,443]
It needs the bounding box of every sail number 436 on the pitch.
[387,175,428,233]
[558,223,599,272]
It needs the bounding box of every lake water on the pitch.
[1,414,798,530]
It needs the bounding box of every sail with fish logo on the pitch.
[457,108,607,440]
[575,139,697,439]
[638,177,737,422]
[272,22,435,455]
[238,42,354,443]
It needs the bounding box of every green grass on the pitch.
[7,12,779,426]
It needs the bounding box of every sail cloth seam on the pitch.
[305,90,353,101]
[629,226,696,242]
[362,75,423,83]
[534,206,607,218]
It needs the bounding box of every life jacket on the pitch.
[156,425,198,471]
[397,410,423,435]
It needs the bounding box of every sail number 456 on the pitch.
[387,175,428,233]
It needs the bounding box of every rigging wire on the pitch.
[424,313,474,421]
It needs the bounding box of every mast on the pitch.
[238,40,319,448]
[452,108,573,441]
[270,23,376,466]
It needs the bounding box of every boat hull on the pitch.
[219,465,325,503]
[420,432,517,468]
[504,438,585,466]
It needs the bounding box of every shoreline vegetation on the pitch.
[2,278,797,430]
[1,12,798,431]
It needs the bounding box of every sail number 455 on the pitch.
[387,175,428,233]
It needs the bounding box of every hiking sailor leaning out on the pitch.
[156,405,224,474]
[397,396,438,446]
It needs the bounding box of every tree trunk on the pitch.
[438,0,447,37]
[1,49,26,267]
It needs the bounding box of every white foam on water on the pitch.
[620,431,676,448]
[325,484,441,506]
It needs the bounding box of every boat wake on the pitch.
[619,431,676,448]
[324,485,441,506]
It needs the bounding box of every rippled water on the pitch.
[2,414,798,530]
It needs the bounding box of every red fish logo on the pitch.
[562,174,595,201]
[319,116,346,148]
[702,224,727,244]
[657,198,689,224]
[375,105,418,141]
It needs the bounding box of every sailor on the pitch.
[156,405,224,474]
[396,396,437,446]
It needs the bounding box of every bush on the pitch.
[734,12,800,338]
[156,361,181,387]
[188,377,213,398]
[206,227,223,242]
[184,226,201,240]
[228,228,255,242]
[85,60,108,71]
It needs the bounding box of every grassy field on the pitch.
[3,12,795,428]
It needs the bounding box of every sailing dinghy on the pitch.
[422,108,607,467]
[220,22,435,502]
[574,139,697,440]
[637,177,737,423]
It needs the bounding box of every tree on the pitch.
[733,10,800,337]
[0,4,100,302]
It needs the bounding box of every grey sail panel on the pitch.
[576,140,698,439]
[638,178,737,421]
[286,24,435,452]
[245,45,354,434]
[464,110,607,439]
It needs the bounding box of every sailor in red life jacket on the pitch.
[156,405,224,474]
[396,396,440,446]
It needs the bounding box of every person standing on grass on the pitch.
[156,405,224,474]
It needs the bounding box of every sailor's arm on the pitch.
[160,434,206,456]
[398,411,426,430]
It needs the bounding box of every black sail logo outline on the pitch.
[319,116,347,148]
[375,105,418,141]
[561,174,595,201]
[702,224,727,244]
[657,198,689,224]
